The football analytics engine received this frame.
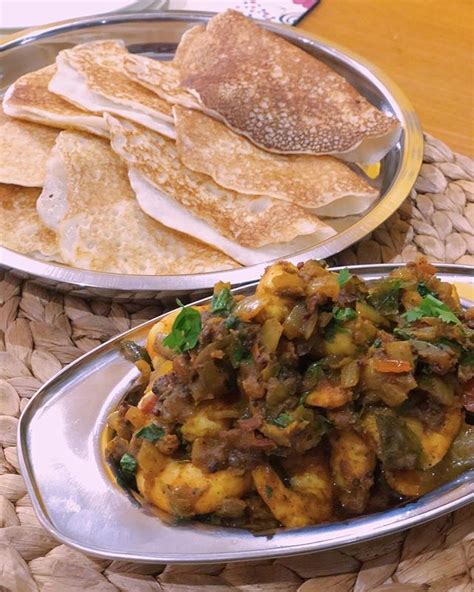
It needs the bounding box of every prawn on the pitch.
[329,428,376,514]
[403,407,462,469]
[384,468,426,497]
[180,401,240,442]
[136,448,251,517]
[252,452,332,528]
[361,406,462,470]
[305,379,352,409]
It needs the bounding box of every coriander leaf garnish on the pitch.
[270,412,292,428]
[324,307,356,340]
[416,281,436,298]
[403,309,424,323]
[163,299,202,353]
[403,294,460,325]
[437,309,462,325]
[119,453,137,481]
[337,268,351,288]
[265,486,273,498]
[211,287,235,315]
[136,424,165,442]
[333,306,357,322]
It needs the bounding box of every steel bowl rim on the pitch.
[0,11,424,292]
[17,262,474,563]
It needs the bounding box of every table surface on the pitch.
[300,0,474,157]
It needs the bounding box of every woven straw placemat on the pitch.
[0,133,472,591]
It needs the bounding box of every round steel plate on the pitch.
[0,12,424,296]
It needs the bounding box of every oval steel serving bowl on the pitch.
[0,12,423,298]
[17,264,474,563]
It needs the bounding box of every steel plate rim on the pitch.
[0,11,423,293]
[17,263,474,563]
[13,477,474,564]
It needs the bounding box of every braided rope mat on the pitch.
[0,134,473,591]
[331,134,474,267]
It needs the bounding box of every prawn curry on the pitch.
[105,259,474,531]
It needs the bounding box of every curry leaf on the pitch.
[314,414,332,437]
[299,392,309,406]
[461,350,474,366]
[337,268,351,288]
[119,453,137,481]
[136,424,165,442]
[393,328,412,340]
[163,300,202,353]
[270,412,292,428]
[375,412,423,470]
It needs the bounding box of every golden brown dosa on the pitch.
[175,11,400,163]
[36,131,237,274]
[173,106,379,217]
[104,114,336,266]
[0,184,58,259]
[0,108,59,187]
[123,53,200,109]
[49,40,175,137]
[2,65,108,137]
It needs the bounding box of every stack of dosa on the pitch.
[1,9,400,275]
[49,40,175,138]
[0,184,59,260]
[172,106,379,217]
[36,131,237,274]
[104,114,335,266]
[0,108,58,187]
[2,65,108,137]
[124,10,400,163]
[0,109,60,260]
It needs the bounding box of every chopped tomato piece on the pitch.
[373,359,412,373]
